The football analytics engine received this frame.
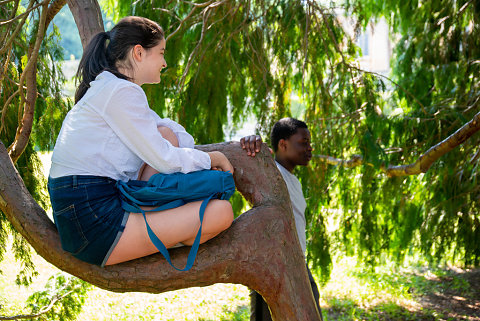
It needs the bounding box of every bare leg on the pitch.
[106,199,233,265]
[106,126,233,266]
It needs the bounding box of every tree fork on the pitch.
[0,141,322,321]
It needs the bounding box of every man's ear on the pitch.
[278,138,287,152]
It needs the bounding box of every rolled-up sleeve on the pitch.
[101,83,211,174]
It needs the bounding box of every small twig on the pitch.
[180,0,216,7]
[348,64,428,115]
[315,5,360,111]
[0,89,20,134]
[154,8,181,21]
[0,0,45,26]
[0,43,13,92]
[177,3,214,90]
[165,0,213,42]
[0,286,78,320]
[0,0,34,55]
[302,1,311,95]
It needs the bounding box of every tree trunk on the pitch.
[0,140,321,321]
[67,0,104,49]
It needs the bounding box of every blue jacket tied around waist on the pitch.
[116,170,235,271]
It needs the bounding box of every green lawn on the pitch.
[2,248,478,320]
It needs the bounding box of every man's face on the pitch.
[282,128,313,166]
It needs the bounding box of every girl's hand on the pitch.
[208,151,234,173]
[240,135,262,157]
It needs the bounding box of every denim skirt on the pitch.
[48,175,129,267]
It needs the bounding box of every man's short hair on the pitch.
[270,117,308,152]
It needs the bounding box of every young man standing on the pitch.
[241,117,322,321]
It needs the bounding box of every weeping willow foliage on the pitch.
[342,0,480,267]
[105,0,480,282]
[0,3,71,285]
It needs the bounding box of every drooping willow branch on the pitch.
[7,0,50,162]
[316,110,480,177]
[3,0,67,163]
[0,285,79,321]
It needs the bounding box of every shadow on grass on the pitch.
[325,267,480,321]
[322,297,439,321]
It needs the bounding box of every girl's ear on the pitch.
[132,44,143,62]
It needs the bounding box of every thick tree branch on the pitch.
[46,0,67,27]
[67,0,104,49]
[315,110,480,176]
[0,141,322,321]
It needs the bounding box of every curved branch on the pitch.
[177,2,215,90]
[5,0,65,162]
[315,154,364,168]
[348,64,427,116]
[0,141,321,321]
[46,0,67,27]
[386,110,480,177]
[0,88,19,135]
[315,110,480,177]
[7,1,49,163]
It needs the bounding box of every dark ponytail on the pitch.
[74,16,165,103]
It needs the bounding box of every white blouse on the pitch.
[50,71,211,181]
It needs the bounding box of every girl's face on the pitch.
[133,38,167,85]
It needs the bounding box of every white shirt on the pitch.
[50,71,211,181]
[276,161,307,255]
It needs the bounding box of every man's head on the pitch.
[270,118,312,168]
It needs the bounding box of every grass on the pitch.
[320,257,479,320]
[2,250,478,320]
[0,247,251,320]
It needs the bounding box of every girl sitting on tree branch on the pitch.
[48,16,251,267]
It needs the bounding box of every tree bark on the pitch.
[0,140,322,321]
[67,0,104,49]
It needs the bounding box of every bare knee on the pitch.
[209,200,234,232]
[157,126,179,147]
